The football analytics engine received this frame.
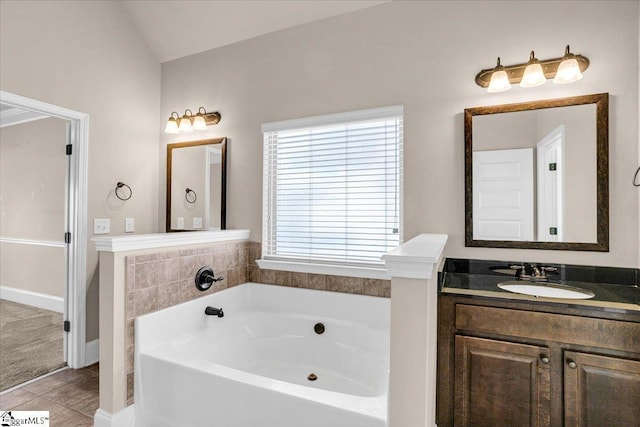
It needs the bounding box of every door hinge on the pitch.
[66,144,72,155]
[64,320,70,332]
[65,232,71,244]
[549,227,558,235]
[548,162,557,171]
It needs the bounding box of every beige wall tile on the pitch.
[126,319,134,348]
[179,255,199,280]
[158,250,179,260]
[134,261,157,290]
[157,281,180,310]
[179,248,197,257]
[126,345,134,374]
[126,292,134,320]
[126,264,135,292]
[135,253,157,264]
[157,257,179,284]
[363,278,391,297]
[196,253,214,272]
[133,286,157,317]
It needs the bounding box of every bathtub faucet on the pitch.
[205,306,224,318]
[195,266,224,291]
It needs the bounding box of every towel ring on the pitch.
[185,188,197,204]
[115,182,132,201]
[634,166,640,187]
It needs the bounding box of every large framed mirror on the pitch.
[166,137,226,232]
[465,93,608,251]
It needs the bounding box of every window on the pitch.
[261,105,403,276]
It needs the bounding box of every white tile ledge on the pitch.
[381,233,448,280]
[256,259,389,280]
[92,229,250,253]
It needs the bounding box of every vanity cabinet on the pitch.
[437,296,640,427]
[454,336,550,426]
[564,351,640,426]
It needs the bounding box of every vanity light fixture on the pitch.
[164,107,221,134]
[179,109,194,133]
[476,45,589,92]
[553,45,584,84]
[520,51,546,88]
[164,112,180,134]
[487,57,511,93]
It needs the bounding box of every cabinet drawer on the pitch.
[455,304,640,353]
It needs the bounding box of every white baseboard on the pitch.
[0,285,64,313]
[94,406,135,427]
[85,339,99,365]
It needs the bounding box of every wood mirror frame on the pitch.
[166,137,227,232]
[464,93,609,251]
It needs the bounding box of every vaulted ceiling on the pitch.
[120,0,388,63]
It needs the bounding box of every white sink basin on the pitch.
[497,281,595,299]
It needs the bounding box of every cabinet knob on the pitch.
[540,355,550,364]
[567,359,577,369]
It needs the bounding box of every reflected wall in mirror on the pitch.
[166,138,226,232]
[465,93,608,251]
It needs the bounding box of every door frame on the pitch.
[536,125,565,242]
[0,90,89,368]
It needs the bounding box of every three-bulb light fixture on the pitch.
[475,45,589,93]
[164,107,221,134]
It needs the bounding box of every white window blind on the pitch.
[262,105,403,269]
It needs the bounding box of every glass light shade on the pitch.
[178,117,193,132]
[520,63,546,87]
[192,115,207,130]
[487,70,511,93]
[553,58,583,84]
[164,118,179,134]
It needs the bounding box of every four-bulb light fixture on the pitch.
[476,45,589,93]
[164,107,221,134]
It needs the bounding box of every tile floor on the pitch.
[0,363,99,426]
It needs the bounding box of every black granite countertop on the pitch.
[439,258,639,311]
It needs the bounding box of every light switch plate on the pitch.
[125,218,134,233]
[193,217,202,229]
[93,218,110,235]
[177,217,184,229]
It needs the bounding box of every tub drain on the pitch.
[307,373,317,381]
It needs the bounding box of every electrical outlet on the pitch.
[93,218,110,235]
[193,217,202,229]
[125,218,134,233]
[177,217,184,229]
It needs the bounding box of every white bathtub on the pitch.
[134,282,389,427]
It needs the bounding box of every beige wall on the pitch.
[0,117,67,297]
[160,0,639,268]
[1,0,161,340]
[1,117,67,240]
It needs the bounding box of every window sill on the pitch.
[255,259,389,280]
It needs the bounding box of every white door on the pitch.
[536,126,564,241]
[473,148,534,241]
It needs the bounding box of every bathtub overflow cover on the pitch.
[314,323,325,335]
[308,373,317,381]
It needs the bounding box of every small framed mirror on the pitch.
[166,138,226,232]
[465,93,608,251]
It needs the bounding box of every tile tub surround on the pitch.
[247,242,391,298]
[124,241,248,403]
[123,240,390,403]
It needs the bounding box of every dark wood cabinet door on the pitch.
[454,335,551,427]
[564,351,640,427]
